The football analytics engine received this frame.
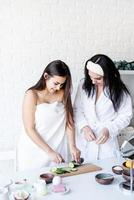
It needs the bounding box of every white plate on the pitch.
[51,185,70,195]
[9,193,32,200]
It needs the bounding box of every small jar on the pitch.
[34,179,47,197]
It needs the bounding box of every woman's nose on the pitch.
[92,79,96,84]
[56,85,61,90]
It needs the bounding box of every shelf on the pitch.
[119,70,134,75]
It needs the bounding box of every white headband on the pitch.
[86,61,104,76]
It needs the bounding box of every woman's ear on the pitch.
[44,73,48,79]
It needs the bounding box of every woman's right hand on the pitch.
[82,126,96,141]
[48,151,64,164]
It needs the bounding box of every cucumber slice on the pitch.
[51,167,71,174]
[51,167,58,173]
[68,162,75,168]
[55,168,65,174]
[63,167,72,172]
[70,157,84,166]
[73,162,80,166]
[71,168,78,171]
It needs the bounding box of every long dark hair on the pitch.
[29,60,73,128]
[83,54,130,111]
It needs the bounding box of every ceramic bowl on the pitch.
[40,173,54,184]
[14,196,29,200]
[121,181,134,191]
[95,173,114,185]
[122,172,131,181]
[122,170,134,181]
[112,165,123,175]
[122,162,134,176]
[13,190,30,200]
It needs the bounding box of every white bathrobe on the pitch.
[74,79,133,162]
[18,101,69,171]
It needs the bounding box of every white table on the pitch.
[11,158,134,200]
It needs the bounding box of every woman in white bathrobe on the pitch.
[74,54,133,162]
[18,60,80,170]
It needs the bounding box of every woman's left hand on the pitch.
[96,128,110,144]
[70,146,81,163]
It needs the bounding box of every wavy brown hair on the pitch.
[28,60,73,128]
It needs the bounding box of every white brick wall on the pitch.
[0,0,134,175]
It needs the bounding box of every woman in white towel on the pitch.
[74,54,132,162]
[18,60,80,170]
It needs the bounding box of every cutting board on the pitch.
[56,163,102,178]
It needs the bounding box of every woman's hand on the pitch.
[70,146,81,163]
[48,151,64,164]
[83,126,96,141]
[96,128,110,144]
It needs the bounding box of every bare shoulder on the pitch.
[24,89,37,105]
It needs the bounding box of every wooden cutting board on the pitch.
[56,163,102,178]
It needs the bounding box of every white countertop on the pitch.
[10,157,134,200]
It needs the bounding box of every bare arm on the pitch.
[66,124,81,162]
[22,90,63,163]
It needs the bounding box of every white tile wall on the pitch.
[0,0,134,176]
